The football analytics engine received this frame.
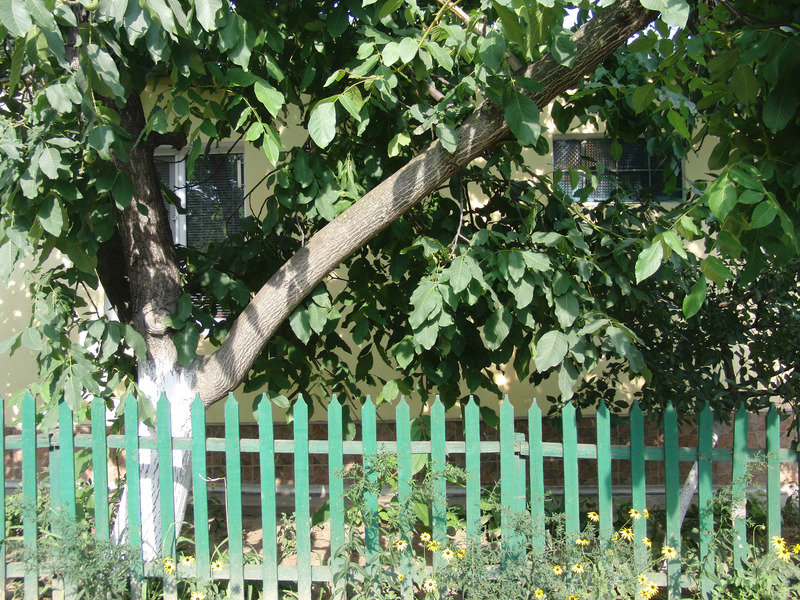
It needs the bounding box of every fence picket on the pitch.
[293,396,312,600]
[124,394,143,597]
[663,402,681,599]
[528,400,545,553]
[697,403,713,600]
[562,401,579,538]
[362,397,379,559]
[500,397,522,561]
[732,403,748,568]
[766,404,781,541]
[464,397,481,541]
[0,397,6,596]
[431,396,446,568]
[190,396,210,583]
[22,391,37,600]
[629,401,646,564]
[225,394,245,599]
[91,397,110,541]
[396,398,413,599]
[156,393,177,599]
[596,401,612,543]
[258,395,279,599]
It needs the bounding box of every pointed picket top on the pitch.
[397,394,409,411]
[362,395,375,415]
[191,394,204,418]
[528,397,542,420]
[630,399,643,420]
[500,394,514,421]
[329,394,340,409]
[157,392,171,426]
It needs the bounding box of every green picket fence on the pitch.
[1,391,796,600]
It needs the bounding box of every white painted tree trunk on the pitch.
[112,360,196,562]
[677,421,724,527]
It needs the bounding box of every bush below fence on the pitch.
[2,392,799,600]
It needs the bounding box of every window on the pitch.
[154,150,246,247]
[553,138,682,202]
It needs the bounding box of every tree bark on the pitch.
[193,0,658,406]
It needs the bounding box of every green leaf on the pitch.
[682,275,707,318]
[62,374,84,413]
[0,0,32,37]
[409,279,442,328]
[550,32,577,68]
[635,242,663,283]
[88,125,115,159]
[382,41,401,66]
[290,306,312,344]
[479,30,506,71]
[38,197,64,236]
[339,87,363,120]
[640,0,689,28]
[632,83,656,114]
[308,98,338,148]
[435,123,458,154]
[393,337,416,370]
[534,330,568,372]
[492,1,523,47]
[667,110,691,140]
[705,174,737,222]
[750,201,777,229]
[194,0,222,30]
[327,3,349,38]
[504,88,541,145]
[388,131,411,157]
[86,44,126,99]
[254,80,285,117]
[729,65,759,105]
[554,293,579,328]
[173,323,200,367]
[763,82,798,133]
[38,146,65,180]
[379,0,403,19]
[397,37,417,64]
[661,230,687,259]
[701,256,734,286]
[484,307,512,350]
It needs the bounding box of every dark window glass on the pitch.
[553,138,681,201]
[186,154,244,248]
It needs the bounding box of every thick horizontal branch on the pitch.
[193,0,658,406]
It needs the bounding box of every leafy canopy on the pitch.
[0,0,799,425]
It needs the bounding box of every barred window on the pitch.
[553,138,681,201]
[155,151,245,247]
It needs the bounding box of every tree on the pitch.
[1,0,798,555]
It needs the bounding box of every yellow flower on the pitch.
[163,557,176,575]
[661,545,677,560]
[640,583,659,599]
[572,563,585,574]
[587,511,600,522]
[394,539,408,552]
[441,548,455,562]
[456,547,466,559]
[534,589,545,599]
[642,537,652,549]
[422,578,437,593]
[420,532,432,543]
[629,509,641,520]
[611,534,619,542]
[568,595,579,600]
[553,565,564,576]
[638,574,649,586]
[427,541,441,552]
[180,555,196,567]
[396,573,405,582]
[794,544,800,554]
[643,509,650,519]
[777,548,792,562]
[619,527,634,542]
[772,536,787,551]
[575,538,590,546]
[190,593,206,600]
[210,560,224,573]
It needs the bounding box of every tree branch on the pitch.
[193,0,658,406]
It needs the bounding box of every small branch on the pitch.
[146,131,188,151]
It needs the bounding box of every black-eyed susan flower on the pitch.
[456,547,466,559]
[180,555,196,567]
[661,545,677,560]
[619,527,634,542]
[553,565,564,576]
[794,543,800,554]
[422,578,437,593]
[572,563,585,574]
[575,538,590,546]
[778,547,792,562]
[163,557,176,575]
[210,560,224,573]
[772,536,787,551]
[396,573,405,582]
[441,548,455,562]
[587,511,600,522]
[568,595,579,600]
[190,592,206,600]
[394,539,408,552]
[427,540,441,552]
[642,537,652,549]
[534,589,545,599]
[420,532,432,543]
[629,509,642,520]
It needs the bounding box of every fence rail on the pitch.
[2,391,797,600]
